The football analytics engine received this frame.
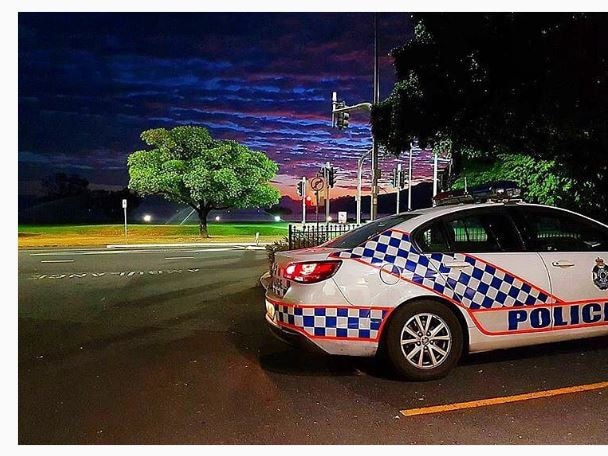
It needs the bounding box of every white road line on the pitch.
[31,250,171,256]
[40,259,74,263]
[164,256,195,260]
[190,248,236,252]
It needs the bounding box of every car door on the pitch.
[509,206,608,332]
[413,208,554,335]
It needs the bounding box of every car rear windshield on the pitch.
[325,214,420,249]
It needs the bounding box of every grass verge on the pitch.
[18,223,289,248]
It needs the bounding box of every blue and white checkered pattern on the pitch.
[274,304,388,339]
[334,229,552,310]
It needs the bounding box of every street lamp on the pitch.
[274,215,281,222]
[143,214,152,223]
[356,149,372,224]
[215,215,221,222]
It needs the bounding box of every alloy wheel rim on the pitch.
[400,313,452,370]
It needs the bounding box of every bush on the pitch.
[265,237,290,266]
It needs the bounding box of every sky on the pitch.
[19,13,448,201]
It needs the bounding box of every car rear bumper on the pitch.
[265,314,325,353]
[264,296,382,357]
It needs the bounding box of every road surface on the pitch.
[18,246,608,444]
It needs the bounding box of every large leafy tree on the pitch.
[372,13,608,219]
[128,126,280,236]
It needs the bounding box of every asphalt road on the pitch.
[19,246,608,444]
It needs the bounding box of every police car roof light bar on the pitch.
[433,181,522,206]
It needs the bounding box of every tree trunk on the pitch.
[197,208,210,238]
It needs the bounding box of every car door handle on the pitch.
[445,262,472,269]
[551,261,576,268]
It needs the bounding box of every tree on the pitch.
[265,204,292,217]
[89,188,142,219]
[128,126,280,236]
[42,172,89,200]
[372,13,608,219]
[452,152,607,221]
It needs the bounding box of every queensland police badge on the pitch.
[593,258,608,290]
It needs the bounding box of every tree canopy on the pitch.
[372,13,608,218]
[128,126,280,236]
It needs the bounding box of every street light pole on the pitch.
[396,163,402,214]
[408,145,413,211]
[432,151,439,205]
[370,13,380,221]
[357,149,372,225]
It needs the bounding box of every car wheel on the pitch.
[385,300,463,381]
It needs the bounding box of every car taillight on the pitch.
[283,261,342,284]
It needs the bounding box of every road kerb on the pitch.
[106,242,270,249]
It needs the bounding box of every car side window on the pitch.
[444,212,523,253]
[415,221,450,253]
[512,207,608,252]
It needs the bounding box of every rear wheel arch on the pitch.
[380,296,470,355]
[380,297,468,380]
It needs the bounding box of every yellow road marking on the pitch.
[401,381,608,417]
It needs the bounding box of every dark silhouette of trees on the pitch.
[372,13,608,219]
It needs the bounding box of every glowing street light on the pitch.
[274,215,281,222]
[215,215,221,222]
[143,214,152,223]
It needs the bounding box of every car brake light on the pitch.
[283,261,342,284]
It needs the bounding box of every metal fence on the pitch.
[288,223,361,250]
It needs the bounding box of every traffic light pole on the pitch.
[325,162,331,223]
[432,151,439,205]
[301,176,307,225]
[331,15,381,220]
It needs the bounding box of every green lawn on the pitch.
[18,222,289,248]
[18,222,289,237]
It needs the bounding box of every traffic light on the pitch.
[399,170,406,189]
[334,102,350,130]
[296,180,305,197]
[328,167,336,188]
[336,111,349,129]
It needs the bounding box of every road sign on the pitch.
[122,199,128,237]
[310,177,326,192]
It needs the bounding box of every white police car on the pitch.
[264,184,608,380]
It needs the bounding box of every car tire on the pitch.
[385,300,463,381]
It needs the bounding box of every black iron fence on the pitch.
[288,223,361,250]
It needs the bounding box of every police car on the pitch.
[264,183,608,380]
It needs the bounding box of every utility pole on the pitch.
[408,145,413,211]
[370,12,380,221]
